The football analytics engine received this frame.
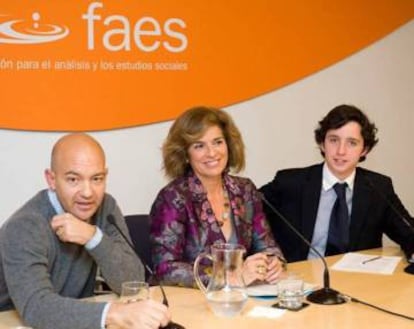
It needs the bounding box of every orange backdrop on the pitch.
[1,0,413,131]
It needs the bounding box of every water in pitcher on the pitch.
[206,289,247,317]
[194,243,248,317]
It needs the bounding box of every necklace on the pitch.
[217,188,230,227]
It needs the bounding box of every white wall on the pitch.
[1,21,413,227]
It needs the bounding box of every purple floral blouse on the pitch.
[149,170,283,287]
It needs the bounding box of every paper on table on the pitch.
[330,252,401,275]
[246,306,286,318]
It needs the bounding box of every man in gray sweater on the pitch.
[0,133,170,329]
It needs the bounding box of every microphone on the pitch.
[261,195,346,305]
[361,175,414,275]
[107,215,185,329]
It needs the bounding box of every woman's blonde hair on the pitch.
[162,106,245,180]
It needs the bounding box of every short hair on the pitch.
[162,106,245,180]
[314,104,378,162]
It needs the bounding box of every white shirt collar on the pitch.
[47,189,64,215]
[322,162,355,191]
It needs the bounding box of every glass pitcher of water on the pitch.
[193,243,248,317]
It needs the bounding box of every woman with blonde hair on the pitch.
[149,106,285,287]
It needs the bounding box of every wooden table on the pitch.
[1,247,413,329]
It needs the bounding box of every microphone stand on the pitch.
[142,265,185,329]
[108,215,185,329]
[261,195,346,305]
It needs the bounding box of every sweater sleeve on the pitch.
[1,214,106,329]
[88,204,145,293]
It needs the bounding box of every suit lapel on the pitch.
[301,165,323,242]
[349,169,371,249]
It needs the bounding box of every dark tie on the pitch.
[326,182,349,256]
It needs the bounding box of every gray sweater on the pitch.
[0,190,145,329]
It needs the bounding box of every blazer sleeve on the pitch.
[379,176,414,258]
[149,190,204,288]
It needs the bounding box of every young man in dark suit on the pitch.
[260,104,414,263]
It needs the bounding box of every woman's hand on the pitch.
[242,253,268,285]
[264,255,285,284]
[242,252,285,285]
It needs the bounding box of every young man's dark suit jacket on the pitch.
[259,163,414,262]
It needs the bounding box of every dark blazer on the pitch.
[259,163,414,262]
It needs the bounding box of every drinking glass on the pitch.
[120,281,149,303]
[277,272,304,310]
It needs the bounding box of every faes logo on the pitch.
[0,12,69,44]
[0,1,188,53]
[83,2,188,52]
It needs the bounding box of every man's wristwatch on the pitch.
[278,256,288,271]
